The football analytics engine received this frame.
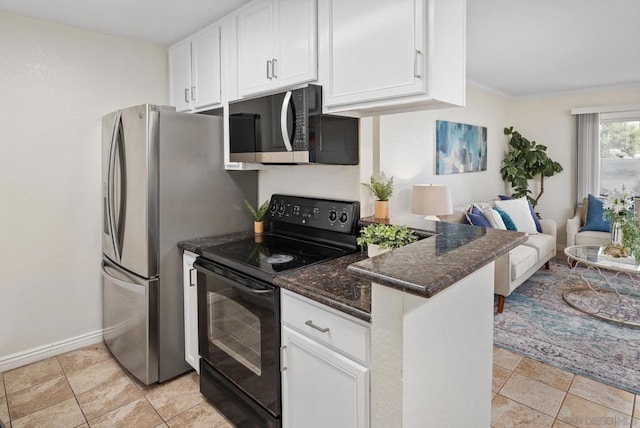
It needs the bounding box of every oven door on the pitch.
[194,258,280,417]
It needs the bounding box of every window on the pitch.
[600,112,640,196]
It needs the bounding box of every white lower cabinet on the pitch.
[182,251,199,373]
[281,290,370,428]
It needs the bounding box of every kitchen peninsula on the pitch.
[180,216,526,427]
[347,216,526,427]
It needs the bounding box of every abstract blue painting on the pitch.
[436,120,487,175]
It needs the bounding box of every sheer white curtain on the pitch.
[576,113,600,203]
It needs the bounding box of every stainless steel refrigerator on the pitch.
[101,104,257,384]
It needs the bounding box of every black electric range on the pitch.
[194,194,360,428]
[200,194,360,282]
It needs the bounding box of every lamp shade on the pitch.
[411,184,453,217]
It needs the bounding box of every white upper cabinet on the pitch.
[169,25,222,112]
[319,0,466,115]
[237,0,317,97]
[169,41,192,112]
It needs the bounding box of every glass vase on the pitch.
[611,222,623,246]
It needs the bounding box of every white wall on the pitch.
[0,12,168,362]
[258,165,360,203]
[376,87,511,217]
[510,87,640,244]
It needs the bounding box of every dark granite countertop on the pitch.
[347,215,528,298]
[178,215,526,321]
[273,252,371,322]
[178,231,256,253]
[178,231,372,322]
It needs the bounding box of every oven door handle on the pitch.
[193,258,275,294]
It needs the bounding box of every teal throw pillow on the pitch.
[580,194,611,232]
[494,207,517,231]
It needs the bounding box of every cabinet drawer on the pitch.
[281,290,370,364]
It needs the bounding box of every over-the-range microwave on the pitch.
[228,85,359,164]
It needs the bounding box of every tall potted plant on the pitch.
[500,127,563,209]
[363,172,394,220]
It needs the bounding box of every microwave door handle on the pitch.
[107,112,121,261]
[280,91,293,152]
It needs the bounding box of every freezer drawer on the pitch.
[102,258,158,384]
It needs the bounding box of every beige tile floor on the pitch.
[1,343,638,427]
[492,347,639,428]
[0,343,232,427]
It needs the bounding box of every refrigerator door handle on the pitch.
[108,113,127,262]
[101,262,146,296]
[107,112,121,261]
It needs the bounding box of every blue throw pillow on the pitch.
[464,206,492,228]
[581,194,611,232]
[494,207,517,231]
[499,195,543,233]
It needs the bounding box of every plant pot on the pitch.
[374,200,389,220]
[254,221,264,234]
[367,244,391,257]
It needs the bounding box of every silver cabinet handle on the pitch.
[272,58,278,78]
[305,320,329,333]
[266,60,272,80]
[189,268,196,286]
[280,345,287,371]
[184,88,190,102]
[414,49,422,78]
[191,86,196,101]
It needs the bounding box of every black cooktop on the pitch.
[200,233,349,282]
[200,195,360,282]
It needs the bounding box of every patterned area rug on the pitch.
[493,257,640,394]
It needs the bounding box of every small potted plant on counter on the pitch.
[357,223,418,257]
[245,199,270,234]
[363,172,394,220]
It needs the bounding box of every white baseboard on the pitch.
[0,330,104,373]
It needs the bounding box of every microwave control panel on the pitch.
[292,90,307,150]
[291,85,321,151]
[267,194,359,234]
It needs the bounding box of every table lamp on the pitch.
[411,184,453,221]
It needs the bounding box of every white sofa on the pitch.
[442,202,557,313]
[566,200,610,247]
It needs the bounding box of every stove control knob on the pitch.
[339,212,348,223]
[328,210,337,222]
[278,203,285,214]
[270,202,278,213]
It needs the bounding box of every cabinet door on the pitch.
[282,326,369,428]
[273,0,317,87]
[169,41,192,112]
[191,26,222,109]
[237,0,275,96]
[322,0,425,107]
[182,252,199,373]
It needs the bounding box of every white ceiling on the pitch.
[467,0,640,99]
[1,0,638,99]
[0,0,252,46]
